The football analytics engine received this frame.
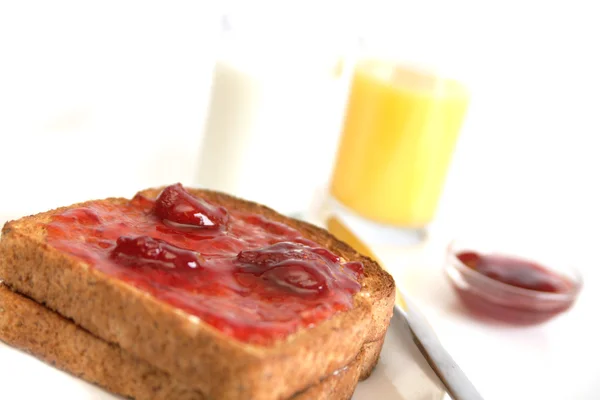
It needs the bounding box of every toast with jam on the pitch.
[0,184,395,400]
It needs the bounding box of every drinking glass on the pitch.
[325,39,470,244]
[195,10,355,216]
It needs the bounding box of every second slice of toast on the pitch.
[0,284,384,400]
[0,186,395,399]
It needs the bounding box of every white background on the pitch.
[1,1,599,399]
[1,1,599,238]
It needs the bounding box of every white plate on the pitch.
[0,313,445,399]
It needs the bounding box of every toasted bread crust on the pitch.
[0,284,384,400]
[0,187,395,399]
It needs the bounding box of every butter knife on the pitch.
[326,216,483,400]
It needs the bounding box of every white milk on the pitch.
[196,45,352,214]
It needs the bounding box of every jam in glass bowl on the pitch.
[445,240,582,324]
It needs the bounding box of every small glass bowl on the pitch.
[445,240,583,324]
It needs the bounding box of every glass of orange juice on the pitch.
[327,57,469,243]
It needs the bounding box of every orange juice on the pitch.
[330,60,469,227]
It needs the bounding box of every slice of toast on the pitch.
[0,284,384,400]
[0,186,395,399]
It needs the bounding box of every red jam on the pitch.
[154,183,229,227]
[457,251,572,293]
[452,251,576,324]
[45,184,363,344]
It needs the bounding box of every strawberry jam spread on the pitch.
[45,184,363,344]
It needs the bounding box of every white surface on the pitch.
[1,2,599,399]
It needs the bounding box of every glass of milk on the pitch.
[195,10,355,215]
